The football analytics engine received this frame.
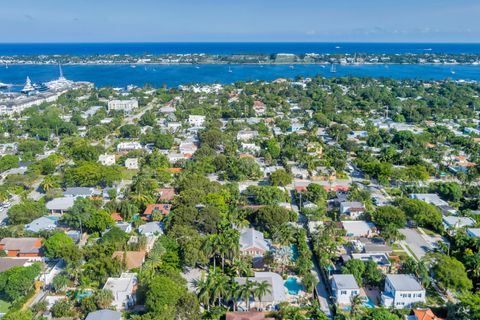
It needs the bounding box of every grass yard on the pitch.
[0,300,11,313]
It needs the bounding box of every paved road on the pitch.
[399,228,432,259]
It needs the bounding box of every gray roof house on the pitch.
[239,228,269,257]
[25,216,58,233]
[63,187,98,198]
[85,309,122,320]
[138,222,164,236]
[46,197,75,214]
[442,216,475,233]
[331,274,360,305]
[235,272,287,309]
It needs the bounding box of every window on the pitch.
[340,291,347,295]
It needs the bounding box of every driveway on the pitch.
[399,228,432,260]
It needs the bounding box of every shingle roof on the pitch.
[332,274,359,290]
[85,309,122,320]
[240,228,268,252]
[386,274,423,291]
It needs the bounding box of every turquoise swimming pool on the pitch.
[284,277,304,295]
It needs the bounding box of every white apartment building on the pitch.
[125,158,139,170]
[108,99,139,112]
[381,274,425,309]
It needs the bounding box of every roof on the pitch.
[226,311,274,320]
[46,197,75,211]
[112,251,146,270]
[442,216,475,228]
[332,274,359,290]
[63,187,96,197]
[410,193,448,207]
[111,213,123,221]
[138,222,164,235]
[103,273,137,295]
[0,258,30,272]
[143,204,171,216]
[157,188,176,201]
[467,228,480,237]
[25,216,58,233]
[240,228,269,252]
[85,309,122,320]
[235,272,286,303]
[0,237,41,253]
[386,274,423,291]
[341,221,374,237]
[412,308,444,320]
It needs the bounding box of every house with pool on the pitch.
[331,274,360,306]
[235,272,287,310]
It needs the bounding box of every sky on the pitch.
[1,0,480,43]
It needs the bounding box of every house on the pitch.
[253,101,266,116]
[138,222,164,236]
[331,274,360,305]
[237,130,259,142]
[0,257,30,272]
[157,188,176,201]
[467,228,480,238]
[188,115,206,127]
[235,272,287,309]
[99,154,116,166]
[409,194,449,207]
[107,99,138,112]
[103,273,138,310]
[46,197,75,214]
[142,204,172,220]
[125,158,139,170]
[350,253,391,270]
[340,201,366,219]
[25,216,58,233]
[381,274,425,309]
[226,311,274,320]
[341,221,375,238]
[116,222,133,233]
[85,309,122,320]
[442,216,475,233]
[63,187,98,198]
[239,228,269,257]
[117,142,143,152]
[0,238,42,257]
[408,308,444,320]
[112,251,146,270]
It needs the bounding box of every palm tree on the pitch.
[240,279,255,310]
[41,175,59,192]
[196,275,213,312]
[228,279,241,312]
[301,272,317,297]
[272,224,296,246]
[254,280,272,311]
[211,273,229,306]
[350,294,363,319]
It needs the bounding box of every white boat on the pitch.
[4,63,7,69]
[330,64,337,73]
[130,65,137,68]
[0,83,10,89]
[228,66,233,73]
[451,70,456,74]
[289,65,295,69]
[335,46,341,49]
[195,66,200,69]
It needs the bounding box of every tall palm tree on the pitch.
[211,273,229,306]
[94,289,114,309]
[240,279,255,310]
[228,278,241,312]
[253,280,272,311]
[196,275,213,312]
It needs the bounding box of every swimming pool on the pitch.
[284,277,304,295]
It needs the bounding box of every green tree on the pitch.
[341,259,366,286]
[270,169,293,187]
[8,200,47,225]
[372,205,406,229]
[43,232,75,259]
[145,275,185,317]
[430,253,472,292]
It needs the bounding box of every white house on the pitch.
[442,216,475,233]
[237,130,259,142]
[107,99,138,112]
[188,115,206,127]
[331,274,360,305]
[409,193,449,207]
[239,228,269,257]
[99,154,116,166]
[340,201,366,219]
[125,158,139,170]
[381,274,425,309]
[103,273,138,310]
[117,142,143,152]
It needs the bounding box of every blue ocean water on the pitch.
[1,63,479,89]
[1,42,480,55]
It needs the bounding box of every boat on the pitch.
[289,65,295,69]
[4,63,7,69]
[330,64,337,73]
[335,46,341,49]
[451,70,456,75]
[228,66,233,73]
[0,83,10,89]
[130,65,137,68]
[195,66,200,69]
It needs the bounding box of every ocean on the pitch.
[1,43,480,88]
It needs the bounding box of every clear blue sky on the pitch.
[2,0,480,43]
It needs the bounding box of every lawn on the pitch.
[0,300,11,313]
[120,168,139,180]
